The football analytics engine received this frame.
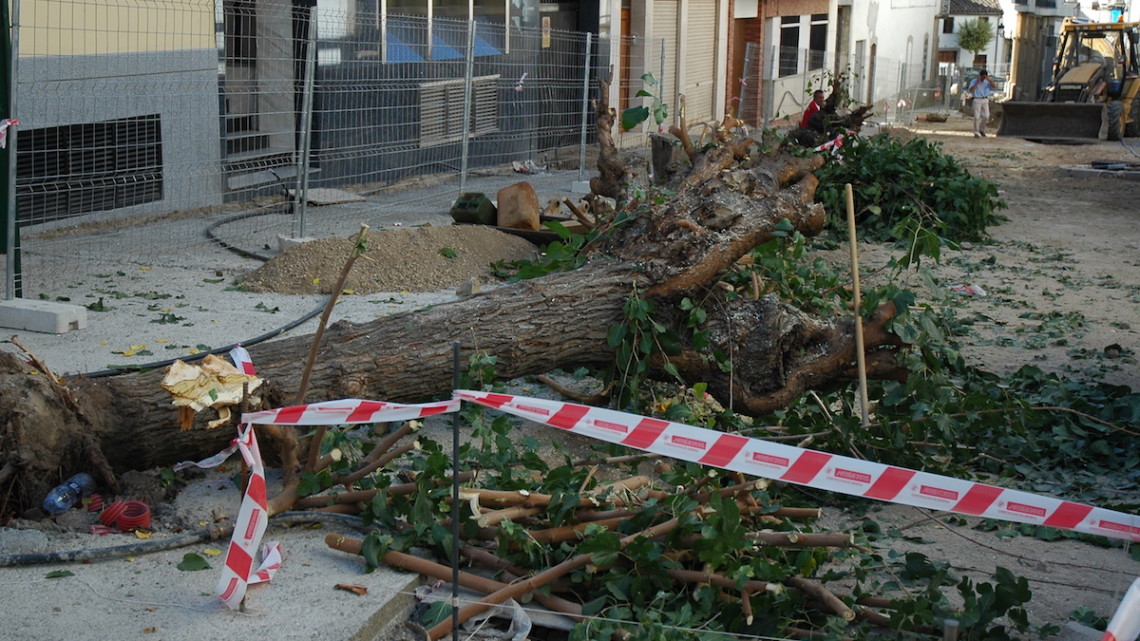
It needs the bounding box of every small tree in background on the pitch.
[957,19,995,65]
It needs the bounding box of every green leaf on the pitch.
[577,530,622,568]
[361,533,392,574]
[421,601,453,627]
[45,570,74,579]
[177,553,211,571]
[621,106,650,131]
[582,596,608,616]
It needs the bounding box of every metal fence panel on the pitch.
[5,0,611,299]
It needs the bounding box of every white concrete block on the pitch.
[277,234,318,252]
[571,180,592,194]
[0,298,88,334]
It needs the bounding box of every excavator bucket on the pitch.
[997,102,1104,141]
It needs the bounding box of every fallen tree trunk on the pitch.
[0,106,907,517]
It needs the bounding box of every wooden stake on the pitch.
[845,184,871,427]
[300,223,371,472]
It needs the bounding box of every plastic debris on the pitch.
[950,284,987,296]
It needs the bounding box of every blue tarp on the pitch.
[385,32,424,63]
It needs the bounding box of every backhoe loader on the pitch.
[998,18,1140,141]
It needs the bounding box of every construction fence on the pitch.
[3,0,956,303]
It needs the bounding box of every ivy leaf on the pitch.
[361,533,392,574]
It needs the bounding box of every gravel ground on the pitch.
[239,225,540,295]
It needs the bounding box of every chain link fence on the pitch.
[4,0,975,304]
[4,0,612,300]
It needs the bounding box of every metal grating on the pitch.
[419,74,501,148]
[17,115,164,224]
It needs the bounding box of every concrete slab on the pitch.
[0,472,424,641]
[277,234,319,252]
[0,297,88,333]
[571,180,592,194]
[287,187,367,205]
[1059,164,1140,181]
[1055,621,1102,641]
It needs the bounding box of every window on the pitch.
[419,75,500,147]
[17,115,164,224]
[942,17,954,34]
[922,34,930,80]
[779,14,828,77]
[779,16,800,77]
[809,14,827,71]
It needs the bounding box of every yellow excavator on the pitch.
[999,18,1140,141]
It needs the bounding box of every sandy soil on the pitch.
[868,118,1140,391]
[859,118,1140,635]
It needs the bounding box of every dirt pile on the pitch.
[239,225,540,295]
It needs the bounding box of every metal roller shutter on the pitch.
[682,0,718,124]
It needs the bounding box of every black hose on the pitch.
[204,208,283,262]
[64,297,328,379]
[0,523,233,567]
[0,511,370,567]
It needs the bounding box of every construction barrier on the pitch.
[204,353,1138,608]
[455,390,1140,543]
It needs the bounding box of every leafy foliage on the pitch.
[957,19,995,56]
[335,133,1136,641]
[813,134,1006,265]
[621,73,669,131]
[491,219,604,280]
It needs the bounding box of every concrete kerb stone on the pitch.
[0,297,88,334]
[1058,164,1140,181]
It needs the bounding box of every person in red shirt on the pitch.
[800,90,825,129]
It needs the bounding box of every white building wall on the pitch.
[844,0,941,106]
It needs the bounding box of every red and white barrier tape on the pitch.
[1102,577,1140,641]
[0,118,18,149]
[216,421,280,608]
[168,347,278,608]
[230,345,257,376]
[202,343,1138,609]
[240,397,460,426]
[455,390,1140,543]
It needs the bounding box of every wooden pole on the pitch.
[845,184,871,427]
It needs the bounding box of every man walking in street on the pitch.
[967,70,997,137]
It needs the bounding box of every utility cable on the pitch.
[63,297,328,380]
[64,208,332,379]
